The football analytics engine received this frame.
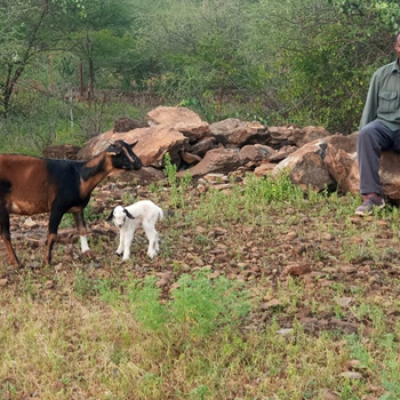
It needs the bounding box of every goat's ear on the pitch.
[124,209,135,219]
[106,210,114,222]
[106,141,123,155]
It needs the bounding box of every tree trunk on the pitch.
[87,57,95,106]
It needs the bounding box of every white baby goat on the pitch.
[107,200,163,260]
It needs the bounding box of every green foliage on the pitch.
[331,0,400,32]
[171,271,251,337]
[163,153,177,186]
[244,172,305,205]
[163,152,192,208]
[124,271,251,338]
[95,279,122,306]
[126,277,169,332]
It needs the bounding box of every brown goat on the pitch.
[0,140,142,266]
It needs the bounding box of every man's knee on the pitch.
[358,122,380,146]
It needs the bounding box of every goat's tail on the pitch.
[160,208,175,220]
[158,207,164,222]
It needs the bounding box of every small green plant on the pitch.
[73,268,93,297]
[127,277,169,332]
[171,271,251,337]
[124,272,251,339]
[164,153,177,187]
[95,279,122,306]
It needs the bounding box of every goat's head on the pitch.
[107,205,135,228]
[106,140,142,171]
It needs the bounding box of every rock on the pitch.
[336,297,353,308]
[181,151,202,165]
[254,162,276,176]
[23,217,39,228]
[180,148,242,178]
[260,299,281,309]
[190,136,217,157]
[267,125,297,148]
[285,231,298,240]
[267,145,297,162]
[338,371,362,379]
[293,126,331,147]
[44,280,54,289]
[323,134,359,194]
[272,139,335,192]
[115,167,166,185]
[210,118,269,146]
[113,117,147,132]
[321,389,340,400]
[282,263,312,276]
[77,125,188,168]
[147,106,210,141]
[239,144,273,163]
[276,328,293,336]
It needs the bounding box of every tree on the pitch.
[0,0,50,116]
[53,0,138,100]
[0,0,87,117]
[141,0,255,118]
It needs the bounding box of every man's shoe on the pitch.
[355,193,385,216]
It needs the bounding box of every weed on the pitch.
[171,271,251,338]
[127,277,169,332]
[73,268,93,297]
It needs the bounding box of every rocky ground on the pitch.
[1,173,400,342]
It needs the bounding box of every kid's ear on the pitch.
[106,209,114,222]
[124,209,135,219]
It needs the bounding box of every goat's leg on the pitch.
[45,208,65,265]
[143,221,158,259]
[0,205,19,266]
[116,230,125,256]
[73,212,90,253]
[122,229,134,261]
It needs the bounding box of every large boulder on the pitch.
[272,131,400,198]
[76,125,188,168]
[147,106,210,142]
[323,134,359,194]
[272,139,335,192]
[380,151,400,199]
[324,133,400,199]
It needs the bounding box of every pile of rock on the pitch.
[44,106,400,199]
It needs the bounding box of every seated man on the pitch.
[356,32,400,216]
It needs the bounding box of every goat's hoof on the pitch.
[116,251,122,257]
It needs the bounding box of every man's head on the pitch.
[394,32,400,58]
